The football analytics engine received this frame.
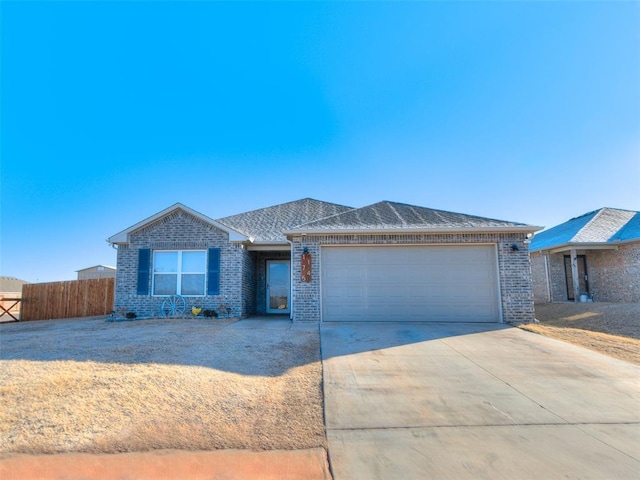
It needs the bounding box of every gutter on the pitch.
[530,241,623,255]
[284,225,543,237]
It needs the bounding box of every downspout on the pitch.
[543,254,551,302]
[286,238,294,321]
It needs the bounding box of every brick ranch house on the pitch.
[530,208,640,303]
[108,198,542,323]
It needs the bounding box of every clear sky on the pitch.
[1,1,639,283]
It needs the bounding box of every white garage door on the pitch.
[321,245,500,322]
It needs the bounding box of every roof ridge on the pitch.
[382,200,526,224]
[292,201,384,229]
[612,211,640,241]
[572,207,638,241]
[217,198,352,220]
[385,201,407,225]
[289,200,534,232]
[574,208,606,240]
[290,206,356,229]
[601,207,639,214]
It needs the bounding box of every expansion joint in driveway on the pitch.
[328,421,640,432]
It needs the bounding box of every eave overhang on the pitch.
[284,225,543,237]
[531,242,624,255]
[246,242,290,251]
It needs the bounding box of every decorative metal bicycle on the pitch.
[161,295,186,318]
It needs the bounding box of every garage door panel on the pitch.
[324,285,365,300]
[321,245,500,322]
[324,268,364,283]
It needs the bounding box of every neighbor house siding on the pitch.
[583,243,640,303]
[547,254,568,301]
[530,252,550,303]
[113,210,246,318]
[77,266,116,280]
[290,232,535,323]
[531,252,567,303]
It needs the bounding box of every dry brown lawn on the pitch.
[0,317,325,455]
[519,303,640,365]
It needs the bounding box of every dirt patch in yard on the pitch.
[0,317,325,455]
[0,448,332,480]
[518,303,640,365]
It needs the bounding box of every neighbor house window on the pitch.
[153,250,206,296]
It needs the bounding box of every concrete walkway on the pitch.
[321,322,640,479]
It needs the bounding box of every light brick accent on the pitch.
[290,233,535,323]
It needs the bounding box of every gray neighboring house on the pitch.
[76,265,116,280]
[108,198,541,323]
[530,208,640,303]
[0,276,29,293]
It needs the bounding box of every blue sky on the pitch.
[1,1,638,283]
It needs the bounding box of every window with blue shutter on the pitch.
[207,248,220,295]
[137,248,151,295]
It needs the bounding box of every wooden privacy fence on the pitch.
[21,278,115,321]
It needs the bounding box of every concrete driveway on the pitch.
[321,322,640,479]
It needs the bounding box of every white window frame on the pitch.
[152,250,206,297]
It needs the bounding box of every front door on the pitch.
[564,255,589,300]
[266,260,290,314]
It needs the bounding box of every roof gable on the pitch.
[108,203,248,244]
[287,201,539,233]
[530,207,640,251]
[216,198,353,242]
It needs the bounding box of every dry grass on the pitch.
[518,303,640,365]
[0,318,325,455]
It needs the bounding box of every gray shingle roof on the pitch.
[288,201,533,232]
[530,208,640,251]
[216,198,354,242]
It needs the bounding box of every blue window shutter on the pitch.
[137,248,151,295]
[207,248,220,295]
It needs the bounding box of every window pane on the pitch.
[182,251,206,272]
[154,274,177,295]
[181,274,205,295]
[154,252,178,273]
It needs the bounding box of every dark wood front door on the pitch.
[564,255,589,300]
